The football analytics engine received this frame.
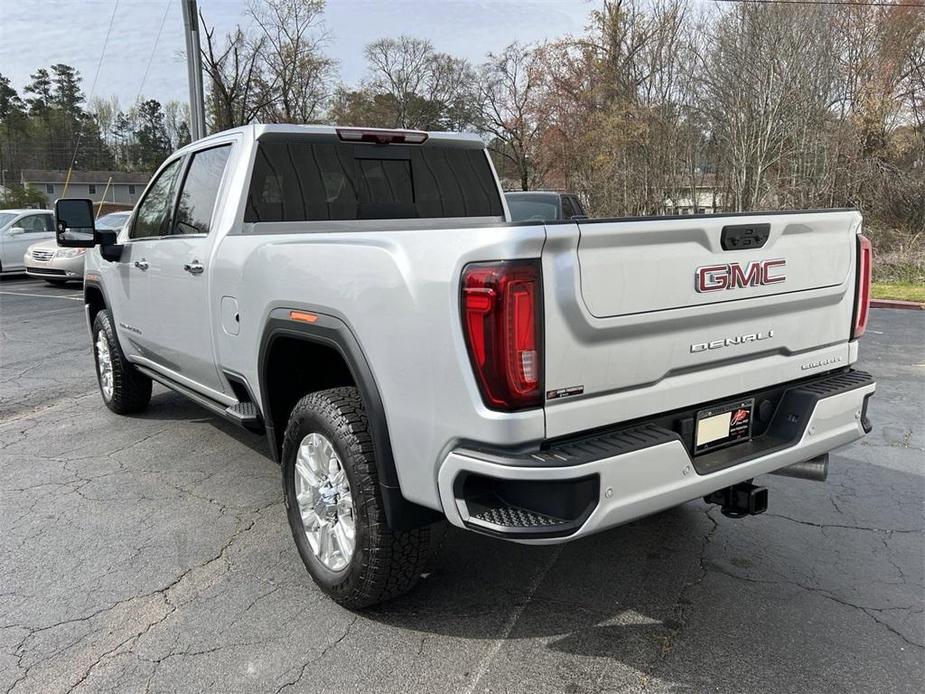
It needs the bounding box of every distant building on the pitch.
[20,170,150,209]
[664,173,726,215]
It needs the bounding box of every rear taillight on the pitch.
[852,234,872,339]
[462,260,543,410]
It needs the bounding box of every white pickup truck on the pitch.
[53,125,875,608]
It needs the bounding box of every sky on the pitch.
[0,0,596,109]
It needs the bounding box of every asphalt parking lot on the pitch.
[0,274,923,693]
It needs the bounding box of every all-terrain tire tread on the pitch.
[282,387,430,609]
[92,310,152,414]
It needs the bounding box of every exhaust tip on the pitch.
[770,454,829,482]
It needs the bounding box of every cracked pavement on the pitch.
[1,276,923,693]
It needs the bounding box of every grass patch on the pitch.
[871,282,925,304]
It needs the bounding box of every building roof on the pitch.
[21,170,151,185]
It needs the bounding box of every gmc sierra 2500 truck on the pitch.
[53,124,875,608]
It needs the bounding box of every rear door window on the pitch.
[173,145,232,236]
[561,196,576,219]
[245,140,503,222]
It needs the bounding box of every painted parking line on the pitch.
[0,290,83,301]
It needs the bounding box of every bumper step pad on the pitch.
[470,502,565,529]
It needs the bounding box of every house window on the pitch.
[45,184,54,194]
[88,184,96,194]
[128,184,136,195]
[696,208,706,214]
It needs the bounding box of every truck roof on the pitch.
[182,124,486,153]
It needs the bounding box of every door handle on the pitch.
[184,260,204,275]
[134,259,149,271]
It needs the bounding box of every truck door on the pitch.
[115,157,184,362]
[139,143,232,396]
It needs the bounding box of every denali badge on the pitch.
[690,330,774,353]
[696,259,786,292]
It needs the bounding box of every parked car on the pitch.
[25,210,131,285]
[55,124,875,609]
[0,209,55,275]
[505,191,587,221]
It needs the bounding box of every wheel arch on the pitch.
[258,309,440,530]
[84,281,108,329]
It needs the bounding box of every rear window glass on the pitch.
[506,196,561,222]
[245,141,503,222]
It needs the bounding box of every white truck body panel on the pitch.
[542,211,861,438]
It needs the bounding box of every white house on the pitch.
[664,174,726,215]
[21,170,150,208]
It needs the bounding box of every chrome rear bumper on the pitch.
[438,370,875,544]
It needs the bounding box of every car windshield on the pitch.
[96,212,129,229]
[0,212,16,228]
[506,196,560,222]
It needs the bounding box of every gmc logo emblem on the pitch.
[696,259,786,293]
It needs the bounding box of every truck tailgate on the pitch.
[542,210,862,438]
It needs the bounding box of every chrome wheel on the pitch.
[294,432,355,571]
[96,333,114,401]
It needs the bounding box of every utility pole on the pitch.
[181,0,207,141]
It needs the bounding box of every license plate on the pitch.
[694,398,754,454]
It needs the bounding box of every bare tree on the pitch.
[199,0,334,129]
[199,20,271,129]
[698,2,836,211]
[363,36,477,129]
[477,43,545,190]
[249,0,335,123]
[163,101,192,149]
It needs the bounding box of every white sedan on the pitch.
[0,209,55,275]
[24,211,132,285]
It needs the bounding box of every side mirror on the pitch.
[7,226,25,236]
[55,198,96,247]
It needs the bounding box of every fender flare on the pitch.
[83,278,113,336]
[257,309,440,530]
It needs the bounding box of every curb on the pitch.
[870,299,925,310]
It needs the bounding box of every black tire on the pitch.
[282,387,430,609]
[92,309,152,414]
[44,279,68,286]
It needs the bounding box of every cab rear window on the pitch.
[245,140,503,222]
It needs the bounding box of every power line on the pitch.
[64,0,120,195]
[713,0,924,7]
[85,0,120,110]
[134,0,172,106]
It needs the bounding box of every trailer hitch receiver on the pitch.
[704,482,768,518]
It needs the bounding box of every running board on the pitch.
[135,365,265,434]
